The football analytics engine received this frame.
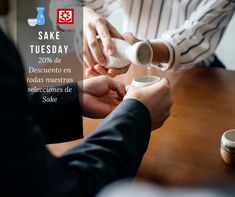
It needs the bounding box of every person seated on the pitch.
[0,25,172,197]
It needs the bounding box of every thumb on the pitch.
[107,21,124,40]
[122,32,140,45]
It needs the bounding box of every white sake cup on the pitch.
[131,75,161,88]
[220,129,235,165]
[28,18,37,27]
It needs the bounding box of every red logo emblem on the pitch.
[57,8,74,24]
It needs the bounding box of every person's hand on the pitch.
[124,78,173,130]
[86,32,141,77]
[88,32,141,77]
[85,64,130,78]
[75,7,128,77]
[78,76,126,119]
[122,32,140,45]
[94,32,140,76]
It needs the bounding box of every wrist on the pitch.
[150,40,169,65]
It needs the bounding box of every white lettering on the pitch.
[38,31,61,40]
[38,31,43,40]
[29,45,69,54]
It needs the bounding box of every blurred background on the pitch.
[1,0,235,70]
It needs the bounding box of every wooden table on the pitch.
[135,66,235,186]
[46,60,235,186]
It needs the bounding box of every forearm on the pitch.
[150,40,170,65]
[157,0,235,70]
[61,99,151,195]
[3,98,151,196]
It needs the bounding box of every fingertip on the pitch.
[83,62,90,68]
[106,42,115,56]
[160,77,170,86]
[85,69,91,77]
[108,68,124,76]
[122,32,132,39]
[98,57,106,66]
[94,64,109,75]
[108,73,115,78]
[107,48,114,56]
[108,69,119,76]
[108,69,114,74]
[117,83,126,97]
[88,67,100,76]
[107,22,124,40]
[122,32,140,45]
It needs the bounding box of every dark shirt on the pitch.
[0,29,151,197]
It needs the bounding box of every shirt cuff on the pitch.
[151,38,180,71]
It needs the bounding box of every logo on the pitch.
[57,8,74,24]
[27,6,46,27]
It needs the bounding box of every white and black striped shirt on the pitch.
[50,0,235,70]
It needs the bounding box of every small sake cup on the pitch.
[220,129,235,165]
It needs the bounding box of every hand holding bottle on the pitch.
[75,7,131,77]
[78,76,126,119]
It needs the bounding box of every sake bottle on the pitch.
[99,38,153,69]
[36,7,45,26]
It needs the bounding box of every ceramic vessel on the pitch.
[220,129,235,165]
[28,18,37,27]
[100,38,153,69]
[131,75,161,88]
[37,7,45,26]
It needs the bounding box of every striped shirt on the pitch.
[50,0,235,70]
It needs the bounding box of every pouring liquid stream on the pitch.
[147,64,152,82]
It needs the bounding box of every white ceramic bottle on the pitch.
[99,38,153,69]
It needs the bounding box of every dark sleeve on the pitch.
[60,99,152,196]
[3,98,151,197]
[0,29,151,197]
[28,82,83,144]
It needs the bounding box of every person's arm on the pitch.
[1,57,151,197]
[28,82,83,144]
[155,0,235,70]
[4,79,170,196]
[28,75,126,144]
[1,27,172,196]
[2,97,151,197]
[0,35,150,196]
[49,0,127,77]
[59,99,152,196]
